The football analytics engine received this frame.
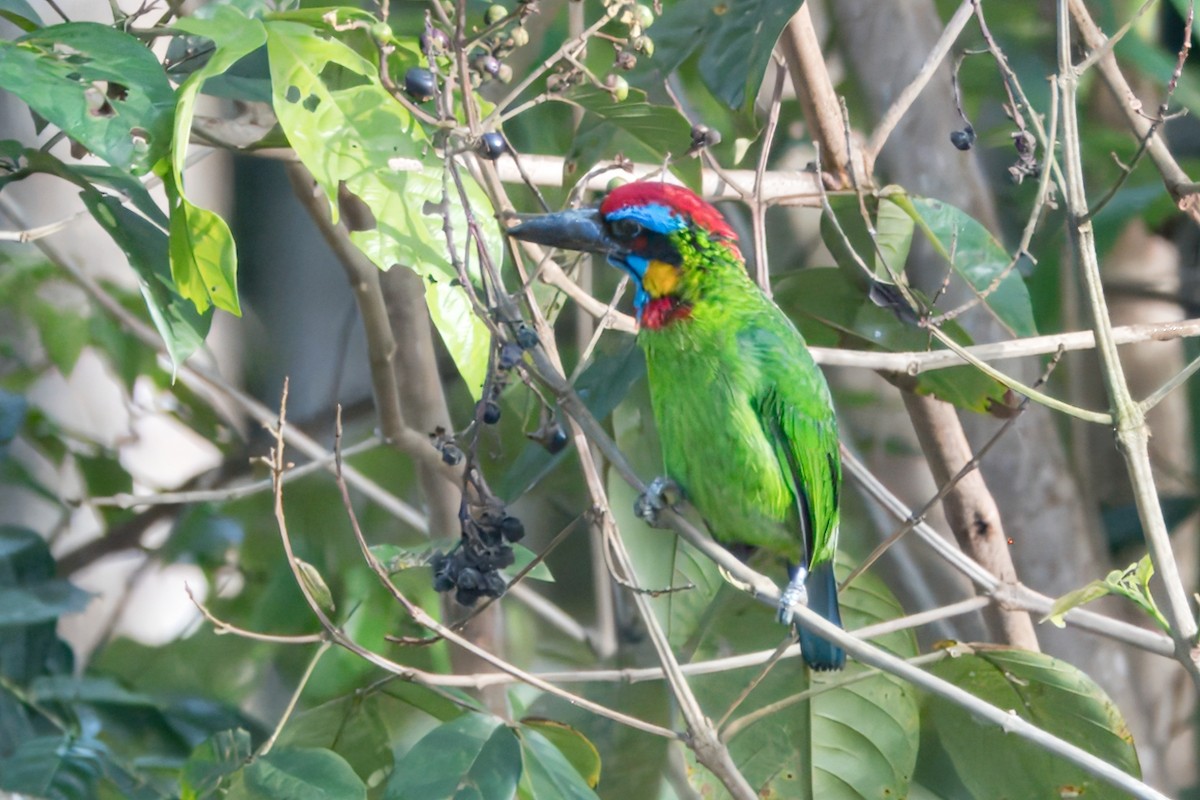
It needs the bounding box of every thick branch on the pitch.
[903,393,1039,650]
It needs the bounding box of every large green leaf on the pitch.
[922,648,1141,800]
[163,4,266,318]
[0,734,106,799]
[776,268,1013,415]
[385,713,522,800]
[516,726,601,800]
[0,0,42,31]
[887,190,1037,338]
[82,191,211,369]
[265,18,494,398]
[519,719,600,789]
[0,23,174,174]
[650,0,805,112]
[557,85,700,191]
[242,747,366,800]
[685,556,920,799]
[0,581,89,626]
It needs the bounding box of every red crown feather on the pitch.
[599,183,738,241]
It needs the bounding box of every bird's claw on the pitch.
[776,567,809,625]
[635,476,682,529]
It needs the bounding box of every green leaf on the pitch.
[161,5,264,318]
[264,19,494,396]
[0,580,90,626]
[886,189,1038,338]
[1043,580,1112,628]
[242,747,366,800]
[0,23,175,174]
[384,713,521,800]
[518,719,600,789]
[508,544,554,582]
[557,85,700,191]
[383,681,483,722]
[181,729,252,800]
[426,277,490,400]
[277,694,392,784]
[687,555,919,798]
[29,675,156,707]
[0,734,106,799]
[0,0,42,31]
[168,192,241,317]
[294,558,335,612]
[776,268,1014,415]
[516,726,600,800]
[923,649,1140,800]
[29,299,88,375]
[80,190,211,369]
[650,0,805,112]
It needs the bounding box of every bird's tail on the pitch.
[798,560,845,671]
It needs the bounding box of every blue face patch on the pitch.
[607,252,652,321]
[605,203,687,235]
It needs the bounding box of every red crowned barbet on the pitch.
[509,182,845,670]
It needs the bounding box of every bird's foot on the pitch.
[776,566,809,625]
[634,476,682,529]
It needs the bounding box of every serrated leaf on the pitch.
[243,747,366,800]
[181,728,252,800]
[923,649,1140,800]
[385,713,521,800]
[557,85,700,191]
[517,726,600,800]
[294,558,335,612]
[519,719,600,789]
[0,23,174,174]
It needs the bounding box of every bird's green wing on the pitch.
[756,384,841,570]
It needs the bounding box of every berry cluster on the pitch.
[431,507,526,606]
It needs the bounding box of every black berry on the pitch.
[514,323,539,350]
[404,67,436,102]
[456,586,481,606]
[479,400,502,424]
[543,425,568,454]
[950,126,976,151]
[441,442,463,465]
[477,132,507,160]
[457,567,482,590]
[500,515,525,542]
[420,28,450,56]
[484,572,507,597]
[498,342,523,370]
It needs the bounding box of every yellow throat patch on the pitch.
[643,260,680,298]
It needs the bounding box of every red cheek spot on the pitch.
[641,298,692,330]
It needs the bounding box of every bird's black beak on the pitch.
[507,207,622,256]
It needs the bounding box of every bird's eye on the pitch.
[610,218,643,240]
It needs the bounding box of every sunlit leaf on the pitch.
[0,23,174,173]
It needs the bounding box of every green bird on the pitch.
[510,182,844,670]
